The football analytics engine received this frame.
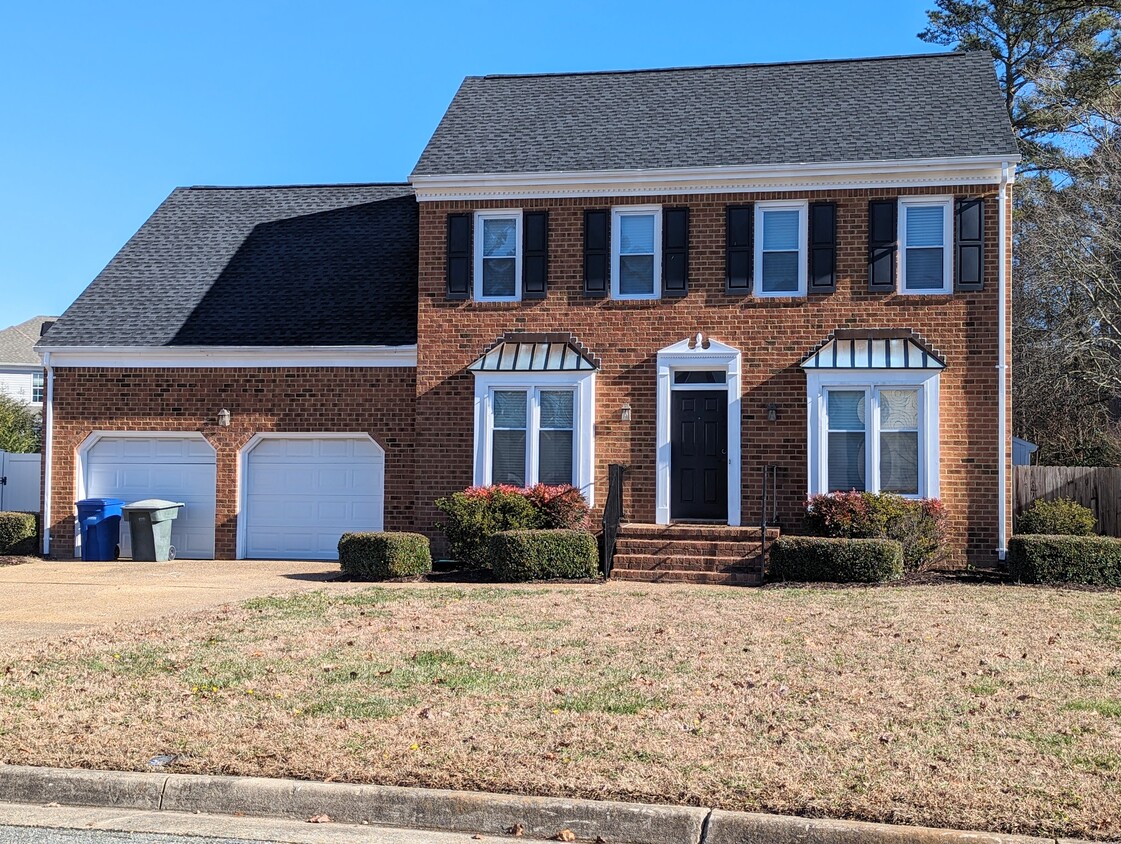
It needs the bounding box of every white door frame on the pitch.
[75,431,216,558]
[235,432,385,560]
[655,336,742,526]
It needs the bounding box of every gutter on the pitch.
[41,350,54,557]
[996,162,1013,560]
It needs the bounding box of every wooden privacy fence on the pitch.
[1013,466,1121,537]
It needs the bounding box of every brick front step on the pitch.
[610,567,763,586]
[613,538,770,557]
[616,523,779,541]
[612,553,764,573]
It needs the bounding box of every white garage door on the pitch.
[243,436,384,560]
[84,435,217,560]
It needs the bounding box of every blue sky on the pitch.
[1,0,943,326]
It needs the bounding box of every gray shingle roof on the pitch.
[40,184,417,348]
[0,316,57,364]
[412,51,1019,176]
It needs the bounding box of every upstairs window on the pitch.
[899,197,953,294]
[31,371,45,403]
[611,206,661,300]
[474,210,522,300]
[754,201,807,296]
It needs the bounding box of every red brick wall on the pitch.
[415,186,1012,566]
[46,367,416,560]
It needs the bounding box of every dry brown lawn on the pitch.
[1,581,1119,839]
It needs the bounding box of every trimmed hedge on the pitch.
[1016,498,1097,536]
[1007,534,1121,586]
[338,532,432,580]
[770,536,904,583]
[0,512,38,556]
[804,492,947,572]
[488,529,599,582]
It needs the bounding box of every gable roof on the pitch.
[40,184,418,348]
[413,51,1019,177]
[0,316,57,365]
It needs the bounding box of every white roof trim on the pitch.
[801,337,944,370]
[40,345,417,369]
[411,156,1019,201]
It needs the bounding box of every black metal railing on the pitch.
[602,464,626,577]
[760,463,779,560]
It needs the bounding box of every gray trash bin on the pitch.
[122,499,185,561]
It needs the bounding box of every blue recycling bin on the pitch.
[75,498,125,561]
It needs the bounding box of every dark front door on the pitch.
[670,389,728,521]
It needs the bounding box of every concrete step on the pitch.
[612,553,763,573]
[610,567,764,586]
[613,537,771,557]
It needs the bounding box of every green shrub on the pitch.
[338,532,432,580]
[770,536,903,583]
[0,512,38,556]
[1007,534,1121,586]
[488,529,599,582]
[435,484,590,567]
[804,492,947,572]
[1017,498,1097,536]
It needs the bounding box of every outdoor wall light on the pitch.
[621,403,632,422]
[766,403,778,423]
[217,408,231,427]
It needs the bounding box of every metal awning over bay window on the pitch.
[802,329,943,500]
[469,333,598,503]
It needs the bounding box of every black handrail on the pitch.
[602,464,626,577]
[761,463,779,562]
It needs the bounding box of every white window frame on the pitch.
[806,369,940,500]
[473,209,523,301]
[31,371,45,404]
[753,200,808,298]
[898,196,953,295]
[473,370,596,504]
[610,205,662,301]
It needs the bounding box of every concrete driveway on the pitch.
[0,558,354,645]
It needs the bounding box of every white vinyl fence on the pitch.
[0,450,41,513]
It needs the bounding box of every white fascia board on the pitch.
[41,345,418,368]
[411,155,1019,201]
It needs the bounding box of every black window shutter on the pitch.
[955,198,984,292]
[446,213,471,300]
[725,204,753,294]
[809,202,836,293]
[868,200,897,292]
[662,207,689,297]
[584,209,608,297]
[523,210,548,299]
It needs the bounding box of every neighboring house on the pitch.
[37,51,1019,575]
[0,316,55,418]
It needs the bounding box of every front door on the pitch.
[670,389,728,521]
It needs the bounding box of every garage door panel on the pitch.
[85,436,217,560]
[243,436,384,561]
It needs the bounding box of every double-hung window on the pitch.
[489,387,576,487]
[474,210,522,300]
[899,197,953,294]
[611,206,661,299]
[824,386,925,497]
[754,201,807,296]
[31,371,45,404]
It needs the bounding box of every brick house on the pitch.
[37,51,1020,577]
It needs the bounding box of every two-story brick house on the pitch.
[37,51,1019,576]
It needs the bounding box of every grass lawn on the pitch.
[1,581,1119,839]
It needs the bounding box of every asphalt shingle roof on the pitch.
[0,316,57,364]
[40,184,418,348]
[413,51,1019,176]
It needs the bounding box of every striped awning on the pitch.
[468,333,599,373]
[800,330,945,370]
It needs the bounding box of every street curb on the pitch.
[0,764,1091,844]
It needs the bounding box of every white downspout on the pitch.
[996,162,1012,560]
[41,351,54,557]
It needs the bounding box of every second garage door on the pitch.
[242,436,384,560]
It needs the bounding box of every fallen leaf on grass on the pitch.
[506,822,525,836]
[308,814,332,823]
[553,829,576,841]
